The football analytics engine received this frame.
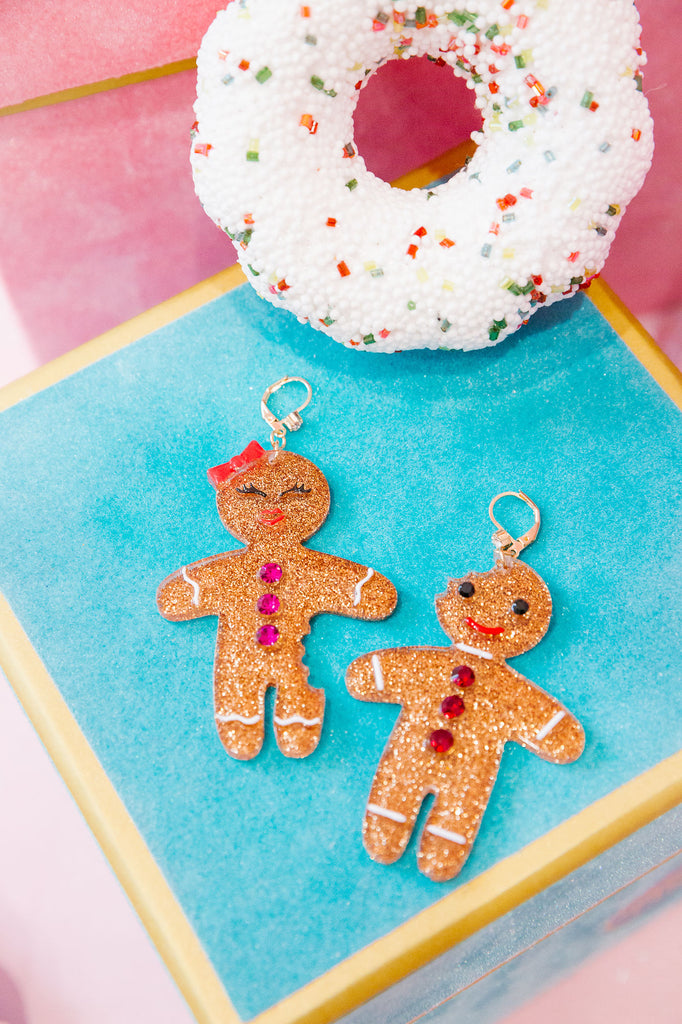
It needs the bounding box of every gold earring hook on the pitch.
[489,491,541,564]
[260,376,313,449]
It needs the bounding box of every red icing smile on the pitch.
[260,508,285,526]
[463,616,505,636]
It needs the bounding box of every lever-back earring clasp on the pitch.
[489,491,541,564]
[260,376,313,449]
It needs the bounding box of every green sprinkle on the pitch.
[305,34,317,44]
[489,328,500,340]
[346,178,358,191]
[580,90,594,108]
[440,319,452,333]
[570,276,584,287]
[247,264,260,276]
[635,73,643,92]
[246,150,259,162]
[363,333,377,345]
[485,23,500,39]
[448,9,477,27]
[514,55,526,69]
[311,75,324,90]
[416,7,427,26]
[407,300,417,310]
[255,67,272,83]
[520,280,534,295]
[325,88,337,97]
[321,315,335,326]
[493,318,507,329]
[509,120,524,132]
[507,282,523,295]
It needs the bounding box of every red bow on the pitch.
[207,440,266,490]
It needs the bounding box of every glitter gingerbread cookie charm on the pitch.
[157,377,397,760]
[346,493,584,882]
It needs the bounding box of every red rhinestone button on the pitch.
[256,624,279,646]
[452,665,475,687]
[257,593,280,615]
[441,694,465,718]
[429,728,454,753]
[259,562,282,584]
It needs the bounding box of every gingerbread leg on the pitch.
[363,746,427,865]
[417,761,498,882]
[272,663,325,758]
[213,647,268,760]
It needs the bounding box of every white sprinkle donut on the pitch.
[192,0,653,353]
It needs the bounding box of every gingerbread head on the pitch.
[211,444,331,545]
[435,559,552,658]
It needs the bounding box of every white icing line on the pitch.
[454,642,493,661]
[215,713,260,725]
[536,710,566,741]
[353,567,375,606]
[426,824,467,845]
[366,803,407,824]
[371,654,384,692]
[181,566,201,606]
[273,715,321,727]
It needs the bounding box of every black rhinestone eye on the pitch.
[512,598,529,615]
[458,581,475,598]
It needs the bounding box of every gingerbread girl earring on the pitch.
[346,492,585,882]
[157,376,397,761]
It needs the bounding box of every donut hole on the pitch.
[353,54,482,186]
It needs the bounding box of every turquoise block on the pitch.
[0,287,680,1019]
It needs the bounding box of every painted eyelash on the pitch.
[236,482,267,496]
[280,483,311,496]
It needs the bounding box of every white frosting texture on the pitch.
[192,0,653,353]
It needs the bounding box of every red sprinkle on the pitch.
[440,238,455,248]
[414,226,427,238]
[194,143,212,156]
[407,243,419,258]
[239,59,250,71]
[568,251,580,262]
[632,128,642,141]
[326,217,337,227]
[337,261,350,277]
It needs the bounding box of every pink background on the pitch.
[0,2,680,1022]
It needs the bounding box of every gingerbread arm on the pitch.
[310,552,397,620]
[346,647,429,704]
[157,554,236,621]
[505,672,585,764]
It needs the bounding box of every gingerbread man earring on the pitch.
[346,492,585,882]
[157,376,397,761]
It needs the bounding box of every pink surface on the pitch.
[498,896,682,1024]
[0,1,219,106]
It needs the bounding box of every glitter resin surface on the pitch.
[346,558,584,881]
[192,0,653,353]
[157,445,397,759]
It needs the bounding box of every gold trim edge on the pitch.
[0,59,197,118]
